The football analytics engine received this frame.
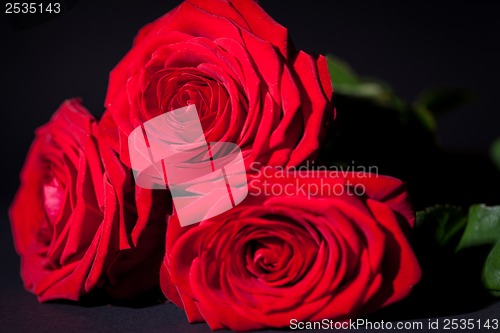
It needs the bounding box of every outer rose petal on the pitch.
[97,111,171,299]
[188,0,289,57]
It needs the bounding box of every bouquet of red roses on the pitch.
[9,0,500,331]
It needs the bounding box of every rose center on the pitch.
[246,237,290,276]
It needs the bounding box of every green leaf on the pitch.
[414,88,475,116]
[326,54,360,86]
[418,204,500,297]
[326,55,406,112]
[413,105,437,133]
[412,88,474,133]
[416,205,468,249]
[491,138,500,172]
[458,204,500,250]
[483,241,500,296]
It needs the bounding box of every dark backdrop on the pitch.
[1,1,499,332]
[1,0,500,203]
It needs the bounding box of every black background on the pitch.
[1,1,499,332]
[1,0,500,202]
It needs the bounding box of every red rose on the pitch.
[161,171,421,331]
[10,100,110,301]
[9,100,167,301]
[101,0,333,172]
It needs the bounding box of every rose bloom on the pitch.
[101,0,334,172]
[161,171,421,331]
[10,100,167,302]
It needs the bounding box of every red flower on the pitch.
[9,100,167,301]
[161,171,421,331]
[100,0,334,173]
